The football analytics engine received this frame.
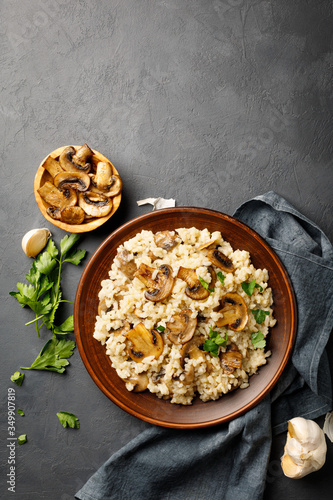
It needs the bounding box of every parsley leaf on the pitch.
[199,276,214,293]
[203,327,228,357]
[57,411,80,429]
[156,325,165,332]
[18,434,27,445]
[10,371,25,386]
[53,316,74,335]
[241,279,263,297]
[18,409,25,416]
[20,337,75,373]
[252,309,270,324]
[217,272,225,286]
[251,331,266,349]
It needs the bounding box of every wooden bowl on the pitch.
[34,146,122,233]
[74,207,297,428]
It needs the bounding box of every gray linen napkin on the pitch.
[75,192,333,500]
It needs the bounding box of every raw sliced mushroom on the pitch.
[216,293,248,331]
[204,249,235,273]
[220,343,242,374]
[125,372,149,392]
[154,231,178,250]
[38,181,77,209]
[59,144,93,173]
[42,155,64,178]
[166,308,197,344]
[180,335,206,369]
[60,206,85,224]
[125,323,164,362]
[78,191,113,217]
[134,263,174,302]
[177,266,209,300]
[115,248,137,280]
[54,171,90,192]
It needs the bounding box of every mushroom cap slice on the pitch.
[220,343,243,373]
[125,323,164,362]
[115,248,137,280]
[125,373,149,392]
[205,249,235,273]
[134,263,174,302]
[216,292,248,331]
[180,335,206,369]
[47,207,61,220]
[90,174,123,198]
[177,266,209,300]
[78,191,113,217]
[166,308,197,344]
[60,206,85,224]
[54,171,90,192]
[154,231,178,250]
[59,145,92,173]
[38,181,77,209]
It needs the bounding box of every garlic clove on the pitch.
[281,417,327,479]
[22,228,51,257]
[323,411,333,443]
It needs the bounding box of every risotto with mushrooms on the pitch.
[93,227,276,405]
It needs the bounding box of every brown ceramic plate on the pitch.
[74,207,297,428]
[34,146,122,233]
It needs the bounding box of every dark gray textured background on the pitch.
[1,0,332,498]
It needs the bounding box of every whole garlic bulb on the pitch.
[281,417,327,479]
[22,228,51,257]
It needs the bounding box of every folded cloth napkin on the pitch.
[75,192,333,500]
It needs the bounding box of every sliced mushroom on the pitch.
[90,162,123,197]
[216,293,248,331]
[205,249,235,273]
[42,155,64,178]
[198,237,219,251]
[125,323,164,362]
[180,335,206,369]
[38,181,77,209]
[60,206,85,224]
[47,207,61,220]
[134,263,174,302]
[59,145,92,173]
[152,369,165,383]
[115,249,137,279]
[154,231,178,250]
[98,297,113,316]
[78,191,113,217]
[125,372,149,392]
[54,171,90,192]
[173,364,195,384]
[220,343,242,374]
[166,308,197,344]
[177,266,209,300]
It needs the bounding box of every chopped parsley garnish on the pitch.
[241,279,263,297]
[156,325,165,332]
[251,331,266,349]
[10,371,25,386]
[18,434,27,445]
[217,272,226,286]
[57,411,80,429]
[203,327,228,357]
[17,409,25,416]
[199,276,214,293]
[251,309,270,324]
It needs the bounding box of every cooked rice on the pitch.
[93,227,276,405]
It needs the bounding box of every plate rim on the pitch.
[74,206,297,428]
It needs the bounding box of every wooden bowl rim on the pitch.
[34,145,122,233]
[74,207,297,428]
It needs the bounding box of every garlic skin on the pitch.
[281,417,327,479]
[22,228,51,257]
[323,412,333,443]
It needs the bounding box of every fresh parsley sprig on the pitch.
[10,234,86,337]
[217,272,226,286]
[199,276,214,294]
[251,331,266,349]
[251,309,270,324]
[20,337,76,373]
[56,411,80,429]
[203,326,228,357]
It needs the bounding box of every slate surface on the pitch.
[1,1,332,499]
